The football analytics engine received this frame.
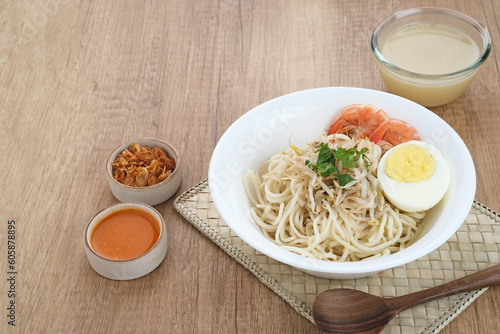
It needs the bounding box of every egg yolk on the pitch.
[385,144,435,182]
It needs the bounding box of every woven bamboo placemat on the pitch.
[173,178,500,334]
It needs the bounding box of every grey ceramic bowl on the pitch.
[106,138,182,206]
[84,202,168,280]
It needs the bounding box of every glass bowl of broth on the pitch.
[371,7,491,107]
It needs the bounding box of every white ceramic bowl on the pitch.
[106,138,182,206]
[84,202,168,280]
[208,87,476,279]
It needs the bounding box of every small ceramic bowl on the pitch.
[106,138,182,206]
[84,202,168,280]
[371,7,491,107]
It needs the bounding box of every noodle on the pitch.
[243,133,424,261]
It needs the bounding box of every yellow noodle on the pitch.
[243,133,424,261]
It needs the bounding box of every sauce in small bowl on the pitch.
[84,202,168,280]
[91,208,160,260]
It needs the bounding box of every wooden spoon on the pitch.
[312,264,500,334]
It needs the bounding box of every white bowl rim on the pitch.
[208,87,476,275]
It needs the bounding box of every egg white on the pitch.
[377,141,451,212]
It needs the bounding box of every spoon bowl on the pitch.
[313,289,394,333]
[312,264,500,334]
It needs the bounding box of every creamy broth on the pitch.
[377,65,478,107]
[381,23,480,75]
[378,23,481,107]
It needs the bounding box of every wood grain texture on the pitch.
[1,0,499,333]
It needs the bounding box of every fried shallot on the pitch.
[112,143,176,187]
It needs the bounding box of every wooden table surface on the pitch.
[1,0,499,333]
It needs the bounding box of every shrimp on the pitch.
[327,104,420,150]
[369,119,420,149]
[327,104,389,140]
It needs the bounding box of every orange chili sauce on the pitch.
[91,208,161,260]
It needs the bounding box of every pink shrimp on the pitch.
[327,104,389,140]
[369,119,420,149]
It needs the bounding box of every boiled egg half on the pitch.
[377,141,450,212]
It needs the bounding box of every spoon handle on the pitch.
[388,263,500,312]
